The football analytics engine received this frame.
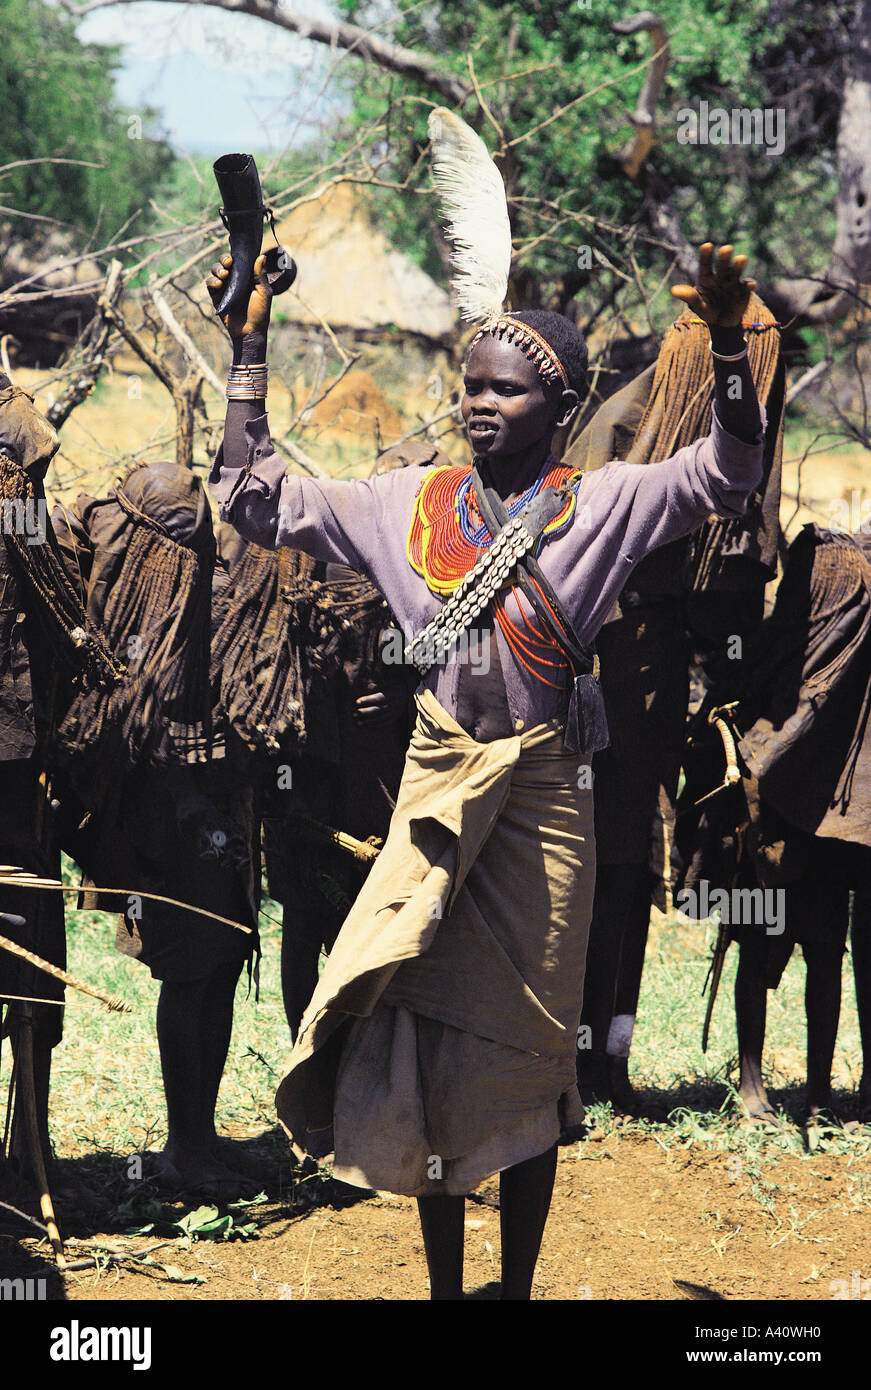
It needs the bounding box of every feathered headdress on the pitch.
[427,107,512,328]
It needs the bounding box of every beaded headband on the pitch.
[468,315,570,390]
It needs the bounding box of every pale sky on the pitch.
[77,0,343,153]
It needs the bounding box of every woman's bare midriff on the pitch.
[454,610,515,743]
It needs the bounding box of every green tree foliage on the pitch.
[334,0,854,313]
[0,0,173,236]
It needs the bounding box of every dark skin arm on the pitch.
[671,242,762,444]
[207,242,762,729]
[205,251,273,474]
[207,252,398,727]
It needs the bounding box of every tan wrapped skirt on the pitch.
[275,690,595,1195]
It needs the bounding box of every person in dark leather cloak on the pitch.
[0,375,120,1208]
[53,460,260,1199]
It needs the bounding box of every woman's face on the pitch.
[461,336,567,459]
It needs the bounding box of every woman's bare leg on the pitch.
[416,1194,465,1300]
[499,1143,558,1300]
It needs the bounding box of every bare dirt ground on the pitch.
[3,1126,868,1303]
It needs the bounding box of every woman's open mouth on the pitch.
[468,420,499,445]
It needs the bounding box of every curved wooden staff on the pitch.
[280,813,383,866]
[1,863,255,1264]
[1,922,122,1268]
[0,863,259,1012]
[0,870,254,934]
[694,702,742,808]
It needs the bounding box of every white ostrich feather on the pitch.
[427,107,511,327]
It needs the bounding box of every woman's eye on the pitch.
[463,380,523,396]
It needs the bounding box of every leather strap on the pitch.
[405,482,571,675]
[471,466,595,675]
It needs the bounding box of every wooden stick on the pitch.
[0,1198,50,1236]
[0,993,65,1008]
[785,358,830,407]
[150,286,225,396]
[149,285,327,479]
[0,872,255,1013]
[0,933,130,1015]
[15,1007,65,1271]
[701,922,731,1053]
[708,704,741,785]
[283,813,382,865]
[60,1238,177,1274]
[694,704,742,807]
[0,872,253,933]
[45,260,124,430]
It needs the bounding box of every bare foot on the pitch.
[157,1145,259,1201]
[47,1161,106,1217]
[606,1056,639,1116]
[577,1053,611,1107]
[737,1081,776,1123]
[210,1137,267,1183]
[804,1100,839,1126]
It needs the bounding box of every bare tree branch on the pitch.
[602,14,701,284]
[506,40,669,150]
[0,158,104,178]
[151,286,347,478]
[774,0,871,322]
[96,292,204,467]
[784,358,832,407]
[150,286,224,396]
[59,0,470,104]
[0,335,15,382]
[44,260,124,430]
[611,13,670,180]
[610,7,871,327]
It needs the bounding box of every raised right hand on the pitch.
[206,251,273,341]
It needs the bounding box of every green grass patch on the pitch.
[583,907,870,1167]
[1,857,292,1166]
[4,868,868,1179]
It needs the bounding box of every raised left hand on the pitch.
[671,243,757,328]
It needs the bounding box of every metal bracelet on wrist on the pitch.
[227,362,268,400]
[709,338,748,362]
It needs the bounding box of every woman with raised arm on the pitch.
[207,232,764,1299]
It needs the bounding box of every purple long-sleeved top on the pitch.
[209,409,765,731]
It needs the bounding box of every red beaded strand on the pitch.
[408,462,583,687]
[408,462,579,597]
